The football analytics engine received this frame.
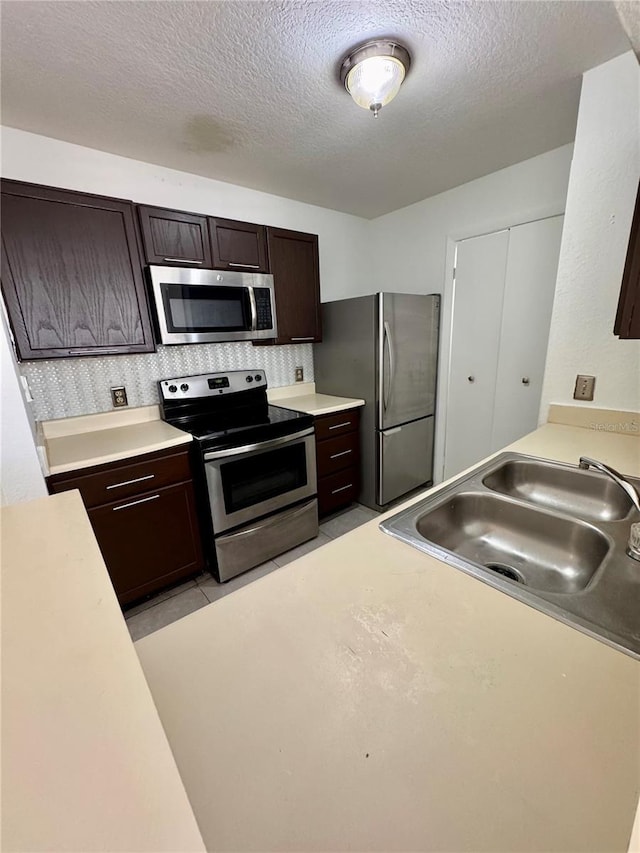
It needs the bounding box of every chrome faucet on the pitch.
[579,457,640,561]
[578,457,640,512]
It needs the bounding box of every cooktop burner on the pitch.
[158,369,313,451]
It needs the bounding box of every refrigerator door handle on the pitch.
[383,320,395,412]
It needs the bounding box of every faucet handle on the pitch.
[627,522,640,562]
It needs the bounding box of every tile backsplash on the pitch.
[21,342,314,421]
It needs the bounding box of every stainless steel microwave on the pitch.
[148,265,277,345]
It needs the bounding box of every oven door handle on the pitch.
[203,427,315,461]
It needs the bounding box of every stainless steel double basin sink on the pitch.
[380,453,640,658]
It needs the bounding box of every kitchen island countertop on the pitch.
[136,417,640,853]
[2,490,205,852]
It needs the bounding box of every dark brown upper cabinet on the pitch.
[137,205,212,267]
[209,217,269,272]
[1,181,154,360]
[614,181,640,339]
[264,227,322,344]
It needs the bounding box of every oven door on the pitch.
[203,428,317,534]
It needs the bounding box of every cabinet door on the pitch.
[137,205,212,267]
[265,227,322,344]
[1,181,154,359]
[209,217,269,272]
[88,481,204,605]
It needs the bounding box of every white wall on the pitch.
[540,51,640,419]
[366,144,573,297]
[0,127,371,303]
[366,145,573,481]
[0,313,47,505]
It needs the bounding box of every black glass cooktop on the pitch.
[170,404,313,452]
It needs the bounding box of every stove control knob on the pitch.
[180,383,189,392]
[255,374,262,382]
[246,375,254,383]
[168,384,178,393]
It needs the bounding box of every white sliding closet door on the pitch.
[491,216,564,451]
[444,216,563,480]
[444,230,509,480]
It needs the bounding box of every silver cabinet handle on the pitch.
[522,377,530,385]
[68,348,120,355]
[331,484,353,494]
[328,421,352,430]
[112,494,160,511]
[228,262,260,269]
[106,474,155,490]
[468,376,475,383]
[163,258,203,264]
[330,449,352,459]
[290,337,315,342]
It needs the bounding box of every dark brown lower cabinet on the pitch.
[315,408,361,516]
[48,447,204,605]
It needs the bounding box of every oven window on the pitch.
[161,283,250,332]
[221,443,307,514]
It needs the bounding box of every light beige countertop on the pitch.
[273,392,364,416]
[136,417,640,852]
[268,382,364,416]
[1,490,205,852]
[41,405,192,476]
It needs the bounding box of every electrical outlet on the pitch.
[573,375,595,401]
[295,366,304,382]
[111,386,128,408]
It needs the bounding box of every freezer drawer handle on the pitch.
[331,483,353,495]
[106,474,155,490]
[330,449,352,459]
[328,421,352,430]
[112,494,160,511]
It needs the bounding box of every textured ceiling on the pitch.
[0,1,632,218]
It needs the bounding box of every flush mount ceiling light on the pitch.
[339,39,411,118]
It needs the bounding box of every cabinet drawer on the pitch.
[315,409,360,441]
[318,468,359,516]
[316,432,359,477]
[48,449,192,508]
[89,481,203,604]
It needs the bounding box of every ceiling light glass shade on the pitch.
[346,56,405,116]
[339,39,411,118]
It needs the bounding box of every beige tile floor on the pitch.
[125,504,378,641]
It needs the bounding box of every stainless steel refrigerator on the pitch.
[314,293,440,511]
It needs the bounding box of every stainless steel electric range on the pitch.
[159,370,318,582]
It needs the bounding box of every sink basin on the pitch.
[415,492,609,593]
[483,458,634,522]
[380,452,640,659]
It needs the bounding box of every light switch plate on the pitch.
[111,386,128,408]
[573,374,595,401]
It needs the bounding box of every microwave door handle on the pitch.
[248,287,258,332]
